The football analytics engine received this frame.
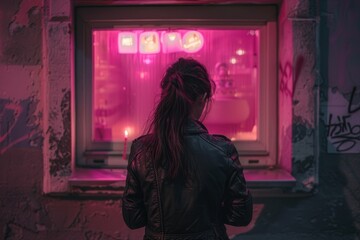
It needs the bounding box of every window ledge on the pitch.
[69,168,127,188]
[67,168,126,197]
[69,168,296,191]
[244,168,296,188]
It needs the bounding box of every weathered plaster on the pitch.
[49,90,71,177]
[327,0,360,93]
[43,18,72,191]
[0,0,359,239]
[49,0,70,20]
[277,0,318,192]
[0,66,42,100]
[0,0,42,65]
[8,0,42,34]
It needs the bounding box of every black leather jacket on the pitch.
[122,120,253,240]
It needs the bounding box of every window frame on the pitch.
[75,5,277,168]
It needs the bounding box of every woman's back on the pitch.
[123,120,252,240]
[122,58,252,240]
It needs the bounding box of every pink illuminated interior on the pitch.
[93,28,259,143]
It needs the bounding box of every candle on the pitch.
[123,130,128,160]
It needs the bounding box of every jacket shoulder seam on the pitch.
[198,134,229,156]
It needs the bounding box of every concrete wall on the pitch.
[278,0,318,192]
[0,0,359,239]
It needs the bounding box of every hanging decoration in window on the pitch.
[161,32,182,53]
[139,31,160,54]
[118,32,137,53]
[182,31,204,53]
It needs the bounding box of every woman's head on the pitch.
[148,58,214,179]
[160,57,214,120]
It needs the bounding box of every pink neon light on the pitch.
[236,49,246,56]
[230,57,237,64]
[118,32,137,53]
[161,32,182,53]
[139,31,160,54]
[182,31,204,53]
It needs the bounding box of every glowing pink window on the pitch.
[92,29,259,142]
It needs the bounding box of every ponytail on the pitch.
[147,58,214,179]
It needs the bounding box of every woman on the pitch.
[122,58,252,240]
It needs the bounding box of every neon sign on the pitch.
[118,30,204,54]
[139,31,160,54]
[182,31,204,53]
[161,32,182,53]
[118,32,137,53]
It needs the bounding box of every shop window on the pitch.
[73,5,293,188]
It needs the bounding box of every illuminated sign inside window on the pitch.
[118,32,137,53]
[182,31,204,53]
[139,31,160,54]
[118,31,204,54]
[161,32,182,53]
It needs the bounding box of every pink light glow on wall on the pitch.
[93,29,259,142]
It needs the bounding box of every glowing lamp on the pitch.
[162,32,182,53]
[182,31,204,53]
[139,31,160,54]
[236,49,246,56]
[230,57,237,64]
[118,32,137,54]
[124,130,129,138]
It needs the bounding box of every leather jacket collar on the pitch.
[184,119,208,135]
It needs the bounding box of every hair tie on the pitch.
[170,73,182,90]
[171,80,179,89]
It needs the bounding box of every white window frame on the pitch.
[75,5,277,168]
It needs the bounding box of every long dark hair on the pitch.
[147,58,214,179]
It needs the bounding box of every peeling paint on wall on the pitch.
[293,115,313,143]
[49,90,71,177]
[8,0,42,35]
[0,0,43,65]
[292,115,316,192]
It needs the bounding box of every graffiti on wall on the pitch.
[0,98,41,155]
[325,87,360,153]
[279,56,304,100]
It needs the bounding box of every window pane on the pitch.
[92,29,259,142]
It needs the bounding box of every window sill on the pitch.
[69,168,127,187]
[243,168,296,188]
[68,168,127,197]
[68,167,296,194]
